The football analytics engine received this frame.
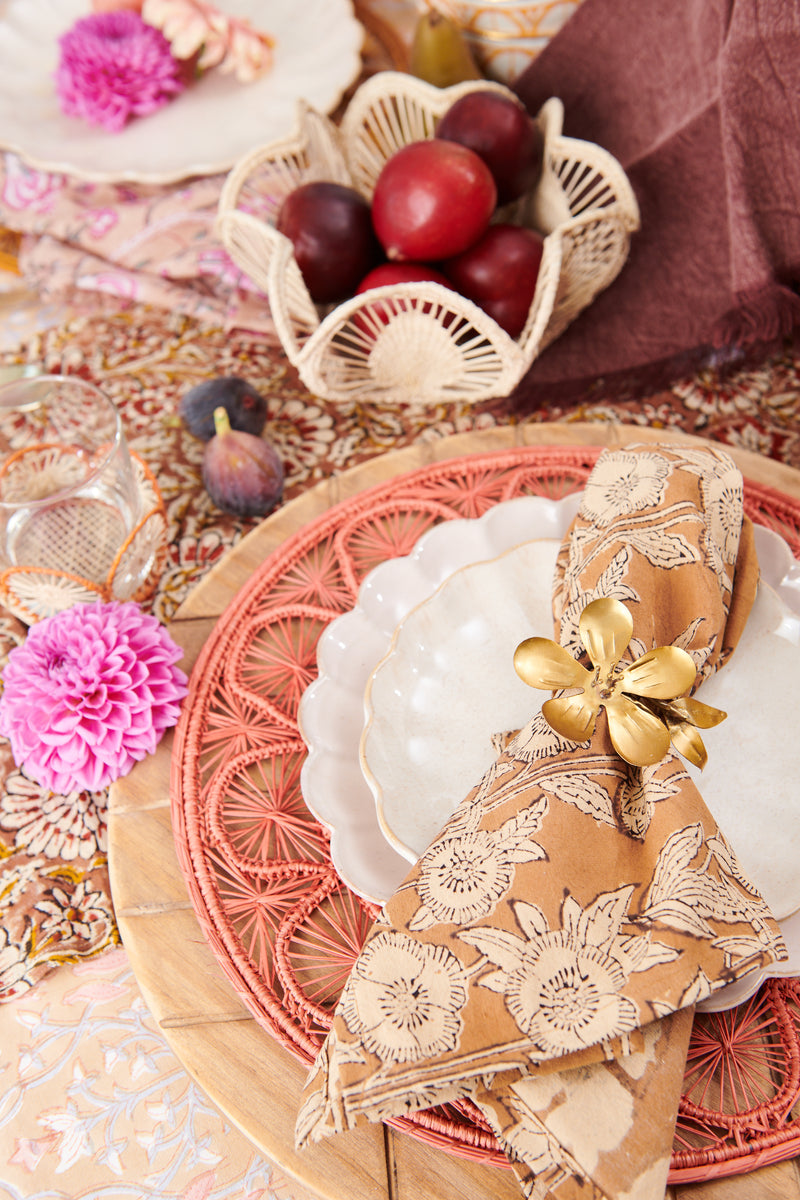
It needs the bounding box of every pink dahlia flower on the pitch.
[56,11,186,133]
[0,601,188,795]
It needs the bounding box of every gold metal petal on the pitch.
[621,646,697,700]
[578,597,633,670]
[606,695,672,766]
[542,692,598,742]
[514,638,591,691]
[667,720,709,770]
[669,696,727,729]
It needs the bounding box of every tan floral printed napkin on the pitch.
[296,443,787,1199]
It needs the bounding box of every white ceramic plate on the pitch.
[297,493,582,905]
[0,0,363,183]
[698,907,800,1013]
[298,499,800,1014]
[362,539,557,866]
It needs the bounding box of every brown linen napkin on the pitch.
[296,443,787,1198]
[509,0,800,406]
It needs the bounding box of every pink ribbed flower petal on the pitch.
[55,11,186,133]
[0,600,188,795]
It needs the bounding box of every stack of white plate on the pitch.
[298,493,800,1013]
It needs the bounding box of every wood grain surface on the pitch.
[108,423,800,1200]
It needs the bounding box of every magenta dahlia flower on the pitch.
[55,11,186,133]
[0,601,188,794]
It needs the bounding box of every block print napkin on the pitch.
[296,443,787,1199]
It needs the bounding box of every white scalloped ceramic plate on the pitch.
[362,538,558,864]
[297,493,582,905]
[698,908,800,1013]
[298,500,800,1014]
[0,0,363,183]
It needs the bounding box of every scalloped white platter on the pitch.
[362,539,557,867]
[0,0,363,183]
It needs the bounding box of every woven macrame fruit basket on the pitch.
[217,71,640,405]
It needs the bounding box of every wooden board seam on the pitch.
[115,901,194,917]
[159,1012,257,1029]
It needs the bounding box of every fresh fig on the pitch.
[371,140,496,262]
[180,376,267,441]
[276,181,383,304]
[435,91,545,205]
[441,222,544,338]
[202,407,283,518]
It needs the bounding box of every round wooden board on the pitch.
[108,422,800,1200]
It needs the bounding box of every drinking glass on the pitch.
[0,375,156,620]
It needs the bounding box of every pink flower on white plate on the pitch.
[221,17,277,82]
[142,0,276,83]
[56,11,187,134]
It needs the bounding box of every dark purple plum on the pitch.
[442,223,544,338]
[435,91,545,206]
[276,181,383,304]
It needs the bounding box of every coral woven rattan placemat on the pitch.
[166,431,800,1187]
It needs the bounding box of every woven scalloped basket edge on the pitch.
[217,73,640,405]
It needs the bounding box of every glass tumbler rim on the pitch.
[0,373,126,514]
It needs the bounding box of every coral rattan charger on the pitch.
[170,444,800,1186]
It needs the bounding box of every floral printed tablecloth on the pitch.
[0,1,798,1192]
[0,943,325,1200]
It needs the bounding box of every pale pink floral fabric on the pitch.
[0,945,316,1199]
[0,153,275,332]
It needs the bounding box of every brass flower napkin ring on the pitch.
[514,596,727,769]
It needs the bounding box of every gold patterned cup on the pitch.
[0,375,167,622]
[422,0,580,81]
